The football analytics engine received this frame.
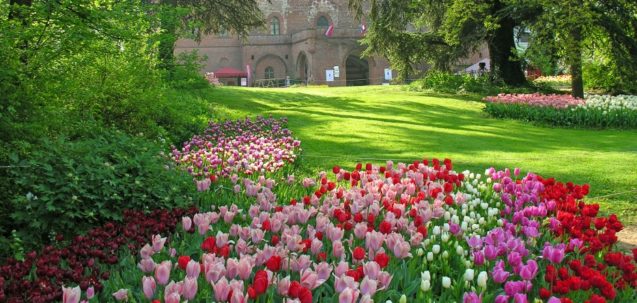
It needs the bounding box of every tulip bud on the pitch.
[442,276,451,288]
[464,269,475,281]
[477,271,488,289]
[421,271,431,281]
[427,252,434,261]
[456,245,464,256]
[432,245,440,254]
[399,294,407,303]
[417,248,424,256]
[420,279,430,292]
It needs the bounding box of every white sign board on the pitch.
[333,66,340,77]
[240,78,247,86]
[326,69,335,82]
[384,68,393,81]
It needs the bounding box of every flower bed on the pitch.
[91,159,636,302]
[0,207,199,303]
[483,94,637,128]
[171,116,301,191]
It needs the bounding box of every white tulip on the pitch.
[456,245,464,256]
[443,223,450,232]
[432,226,441,235]
[399,294,407,303]
[442,251,449,259]
[432,244,440,254]
[464,269,475,281]
[427,252,434,261]
[477,271,488,288]
[442,276,451,288]
[441,233,450,242]
[420,279,431,292]
[417,248,424,256]
[421,270,431,281]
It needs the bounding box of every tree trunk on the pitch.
[569,28,584,98]
[487,4,526,86]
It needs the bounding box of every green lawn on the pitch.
[191,85,637,224]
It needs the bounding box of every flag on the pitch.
[324,24,334,37]
[360,18,367,35]
[246,64,252,85]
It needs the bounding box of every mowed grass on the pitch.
[190,85,637,224]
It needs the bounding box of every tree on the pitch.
[516,0,637,97]
[349,0,527,86]
[154,0,265,71]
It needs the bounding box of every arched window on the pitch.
[317,16,329,28]
[271,17,280,35]
[265,66,275,79]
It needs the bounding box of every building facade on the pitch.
[175,0,392,86]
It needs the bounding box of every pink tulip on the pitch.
[142,276,156,299]
[138,258,155,273]
[206,262,226,283]
[332,240,344,259]
[519,260,538,280]
[198,223,209,235]
[314,262,332,283]
[182,216,192,231]
[365,231,384,252]
[277,275,291,296]
[335,261,349,277]
[140,244,154,259]
[62,286,81,303]
[310,238,323,255]
[377,271,393,289]
[151,234,166,252]
[226,258,239,279]
[155,260,172,285]
[335,276,358,293]
[230,290,246,303]
[237,257,252,280]
[362,261,380,280]
[360,276,378,296]
[112,289,128,301]
[338,287,359,303]
[165,293,180,303]
[182,277,198,300]
[213,277,231,302]
[86,286,94,300]
[186,259,201,278]
[300,268,318,289]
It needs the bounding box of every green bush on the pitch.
[167,51,211,90]
[409,71,551,95]
[1,129,198,256]
[484,103,637,129]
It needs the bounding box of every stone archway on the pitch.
[297,52,309,83]
[346,55,369,86]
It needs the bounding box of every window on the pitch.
[265,66,274,79]
[317,16,329,28]
[271,17,280,35]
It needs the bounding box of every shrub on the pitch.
[1,129,198,256]
[409,71,550,95]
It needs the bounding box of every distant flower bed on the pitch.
[86,159,635,303]
[533,75,572,87]
[171,116,301,191]
[483,94,637,128]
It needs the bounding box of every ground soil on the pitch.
[617,225,637,251]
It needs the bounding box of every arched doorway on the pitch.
[297,52,309,83]
[346,55,369,86]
